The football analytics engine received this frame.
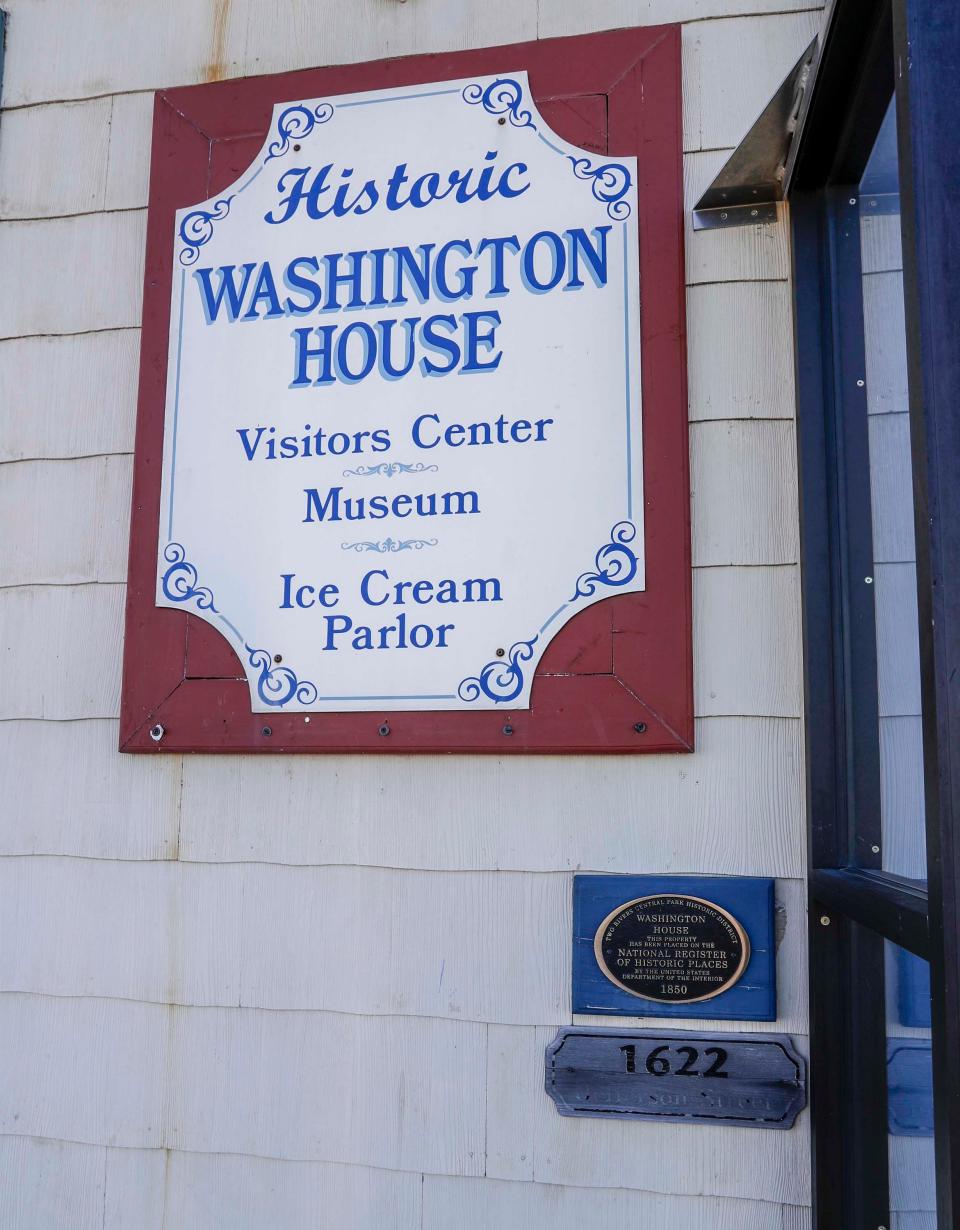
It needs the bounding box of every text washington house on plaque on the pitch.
[156,74,643,712]
[594,895,751,1004]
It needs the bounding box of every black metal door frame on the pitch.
[789,0,960,1224]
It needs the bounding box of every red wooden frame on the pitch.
[120,25,692,754]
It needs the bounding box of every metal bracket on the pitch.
[692,36,819,231]
[693,201,779,230]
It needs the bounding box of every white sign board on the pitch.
[157,73,643,711]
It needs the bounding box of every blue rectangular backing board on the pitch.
[573,874,776,1021]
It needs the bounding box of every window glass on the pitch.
[886,941,935,1227]
[859,96,926,882]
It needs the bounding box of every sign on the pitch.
[594,894,750,1003]
[120,29,691,753]
[573,875,776,1020]
[156,72,643,713]
[545,1028,806,1129]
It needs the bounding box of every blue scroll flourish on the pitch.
[341,537,438,553]
[267,102,334,160]
[462,78,535,130]
[568,156,633,220]
[178,197,233,266]
[570,521,639,599]
[458,636,539,704]
[160,543,218,611]
[245,645,319,707]
[342,462,439,479]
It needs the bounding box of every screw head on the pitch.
[820,915,831,926]
[149,724,165,743]
[865,576,874,585]
[293,143,301,151]
[750,208,758,217]
[273,653,283,664]
[857,378,865,387]
[633,722,647,734]
[502,724,514,736]
[849,197,857,205]
[495,647,505,658]
[378,722,391,737]
[261,726,272,737]
[871,844,881,854]
[498,117,506,125]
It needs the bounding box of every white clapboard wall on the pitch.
[0,2,825,1226]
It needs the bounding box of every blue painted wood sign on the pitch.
[545,1028,806,1128]
[573,874,776,1020]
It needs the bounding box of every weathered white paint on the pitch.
[890,1135,937,1213]
[163,1150,423,1230]
[0,456,131,586]
[869,412,916,563]
[0,92,154,220]
[103,1146,167,1230]
[0,2,827,109]
[0,993,486,1173]
[0,584,124,719]
[874,562,923,718]
[422,1175,795,1230]
[685,153,790,283]
[880,715,926,879]
[694,566,803,717]
[893,1215,937,1230]
[540,0,821,37]
[0,720,179,860]
[0,860,564,1023]
[0,2,824,1223]
[0,1135,107,1230]
[0,858,806,1030]
[176,715,804,874]
[782,1206,813,1230]
[687,281,796,421]
[863,271,910,414]
[682,11,822,152]
[0,211,146,339]
[0,330,140,461]
[691,420,799,565]
[861,213,904,275]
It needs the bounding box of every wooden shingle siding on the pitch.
[0,994,487,1173]
[0,456,131,585]
[0,720,180,859]
[0,211,146,338]
[422,1176,796,1229]
[0,861,806,1031]
[687,282,796,421]
[176,715,804,873]
[0,331,140,461]
[0,584,124,718]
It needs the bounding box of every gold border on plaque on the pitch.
[592,893,752,1004]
